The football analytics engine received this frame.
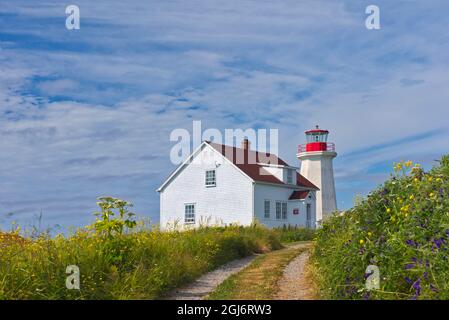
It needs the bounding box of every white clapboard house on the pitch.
[157,139,319,229]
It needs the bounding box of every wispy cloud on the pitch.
[1,0,449,229]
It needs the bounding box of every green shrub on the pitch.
[312,155,449,300]
[274,225,316,243]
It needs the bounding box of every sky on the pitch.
[1,0,449,232]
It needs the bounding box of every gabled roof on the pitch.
[157,141,319,192]
[206,141,318,190]
[289,190,310,200]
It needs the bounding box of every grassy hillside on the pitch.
[312,155,449,299]
[0,225,283,299]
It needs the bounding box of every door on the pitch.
[306,204,312,228]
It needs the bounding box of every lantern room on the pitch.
[298,125,335,153]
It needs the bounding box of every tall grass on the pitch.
[311,155,449,299]
[0,225,281,299]
[273,225,315,243]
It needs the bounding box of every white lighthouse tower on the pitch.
[297,125,337,224]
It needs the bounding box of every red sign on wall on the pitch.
[293,208,299,215]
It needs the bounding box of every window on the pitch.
[276,201,287,220]
[205,170,216,187]
[264,200,270,219]
[185,204,195,224]
[282,202,287,220]
[276,201,281,220]
[287,169,293,184]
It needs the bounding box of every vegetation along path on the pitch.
[208,242,314,300]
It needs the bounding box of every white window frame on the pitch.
[275,201,282,220]
[184,203,196,224]
[205,170,216,187]
[287,169,293,184]
[264,200,270,219]
[282,202,288,220]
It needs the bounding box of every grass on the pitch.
[0,225,283,300]
[273,226,315,243]
[208,242,308,300]
[311,155,449,299]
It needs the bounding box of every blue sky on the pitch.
[1,0,449,232]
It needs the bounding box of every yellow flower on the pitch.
[436,178,443,183]
[409,195,414,200]
[405,160,413,167]
[386,208,391,213]
[429,192,435,197]
[367,232,372,237]
[391,216,396,223]
[414,178,419,183]
[359,239,365,245]
[428,177,433,182]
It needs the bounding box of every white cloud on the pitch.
[1,0,449,229]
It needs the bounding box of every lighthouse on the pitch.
[297,125,337,224]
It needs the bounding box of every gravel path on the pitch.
[167,255,256,300]
[275,244,314,300]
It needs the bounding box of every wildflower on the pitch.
[367,232,372,237]
[414,178,419,183]
[405,160,413,167]
[433,237,445,250]
[412,278,421,297]
[359,239,365,245]
[386,208,391,214]
[409,195,414,200]
[430,284,438,292]
[436,178,443,183]
[429,192,435,197]
[405,263,415,270]
[428,177,433,182]
[405,239,417,247]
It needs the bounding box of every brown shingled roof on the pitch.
[206,141,318,190]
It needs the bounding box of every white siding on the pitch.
[159,144,254,229]
[254,184,316,229]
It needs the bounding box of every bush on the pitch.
[311,155,449,299]
[273,225,316,243]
